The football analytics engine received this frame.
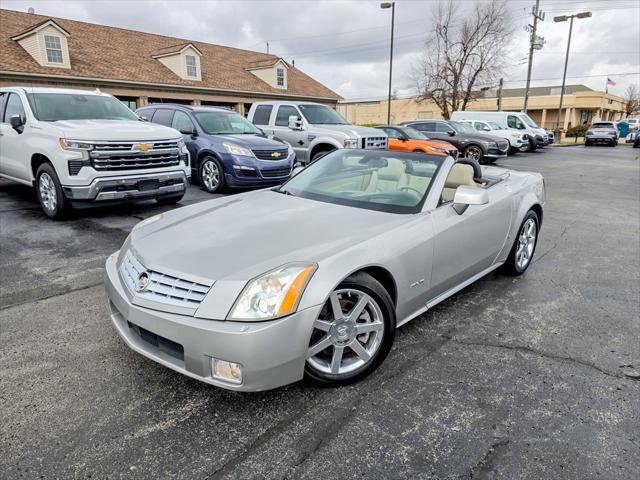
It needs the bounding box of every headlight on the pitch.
[132,213,163,232]
[429,146,449,154]
[343,138,359,148]
[177,138,188,152]
[228,263,317,321]
[223,142,254,157]
[59,138,93,151]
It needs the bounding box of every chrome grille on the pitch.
[363,136,387,149]
[252,148,289,160]
[119,250,211,308]
[91,140,181,171]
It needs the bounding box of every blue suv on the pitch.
[136,104,295,193]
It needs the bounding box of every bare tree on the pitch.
[412,0,513,119]
[623,84,640,117]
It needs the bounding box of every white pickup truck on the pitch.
[0,87,190,219]
[247,101,387,164]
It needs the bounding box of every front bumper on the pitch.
[104,252,321,392]
[63,170,188,202]
[484,147,508,159]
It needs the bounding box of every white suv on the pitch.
[0,87,190,219]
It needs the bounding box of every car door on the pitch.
[427,166,513,299]
[0,92,30,181]
[271,105,307,161]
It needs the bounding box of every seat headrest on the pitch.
[376,159,405,181]
[445,163,475,189]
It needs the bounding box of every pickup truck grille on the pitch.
[362,137,387,149]
[91,140,181,171]
[252,148,289,160]
[119,250,212,308]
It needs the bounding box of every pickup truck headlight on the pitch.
[223,142,254,157]
[59,138,93,151]
[228,263,317,321]
[343,138,359,148]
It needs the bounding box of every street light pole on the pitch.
[553,11,592,139]
[381,2,395,124]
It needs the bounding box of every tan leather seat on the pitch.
[441,163,477,203]
[366,159,406,193]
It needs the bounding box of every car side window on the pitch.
[3,93,26,123]
[138,108,156,121]
[412,122,434,132]
[507,115,521,129]
[151,109,173,127]
[275,105,299,126]
[172,110,194,132]
[252,105,273,125]
[435,122,451,133]
[382,127,401,139]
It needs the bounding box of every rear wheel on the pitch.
[36,163,70,220]
[501,210,539,276]
[305,272,396,386]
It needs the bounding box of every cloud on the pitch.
[2,0,638,98]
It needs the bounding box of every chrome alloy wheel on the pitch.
[38,172,57,214]
[465,145,482,161]
[201,160,220,190]
[516,218,537,270]
[307,289,385,375]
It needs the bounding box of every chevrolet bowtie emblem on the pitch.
[271,151,282,158]
[133,143,152,151]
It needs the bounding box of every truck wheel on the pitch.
[35,163,70,220]
[156,192,185,205]
[199,156,225,193]
[463,145,484,164]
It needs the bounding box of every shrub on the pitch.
[566,125,587,137]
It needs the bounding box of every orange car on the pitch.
[377,125,458,158]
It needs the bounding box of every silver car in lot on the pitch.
[105,150,544,391]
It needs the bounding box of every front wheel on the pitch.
[199,156,225,193]
[501,210,539,276]
[463,145,484,164]
[305,272,396,386]
[36,163,70,220]
[521,137,536,152]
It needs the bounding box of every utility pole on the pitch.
[380,2,395,124]
[497,78,503,111]
[266,42,269,54]
[523,0,545,112]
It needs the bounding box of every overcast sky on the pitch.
[2,0,639,99]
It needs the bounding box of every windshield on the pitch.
[520,114,538,128]
[449,121,475,134]
[279,150,443,214]
[488,122,502,130]
[194,111,262,135]
[298,104,349,125]
[402,127,428,140]
[26,93,139,121]
[592,122,615,129]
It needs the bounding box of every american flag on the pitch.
[607,78,616,86]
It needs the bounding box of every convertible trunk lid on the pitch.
[130,189,406,282]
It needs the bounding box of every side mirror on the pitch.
[518,124,526,130]
[447,130,456,136]
[10,114,25,132]
[179,126,196,135]
[288,115,303,130]
[398,135,408,141]
[452,185,489,215]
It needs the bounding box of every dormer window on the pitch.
[276,68,285,87]
[44,35,63,63]
[186,55,197,78]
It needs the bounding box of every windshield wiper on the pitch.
[273,187,294,196]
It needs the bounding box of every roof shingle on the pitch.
[0,9,341,100]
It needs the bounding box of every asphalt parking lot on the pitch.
[1,145,639,479]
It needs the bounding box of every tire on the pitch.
[311,148,335,163]
[463,144,484,164]
[305,272,396,386]
[585,140,591,146]
[156,192,185,205]
[507,145,518,155]
[501,210,539,276]
[198,156,225,193]
[521,137,536,153]
[35,163,70,220]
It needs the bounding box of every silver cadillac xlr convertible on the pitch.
[105,149,544,391]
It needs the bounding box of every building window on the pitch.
[44,35,63,63]
[186,55,197,77]
[276,68,285,87]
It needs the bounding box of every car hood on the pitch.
[311,124,387,138]
[130,190,405,282]
[45,119,181,141]
[212,133,288,149]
